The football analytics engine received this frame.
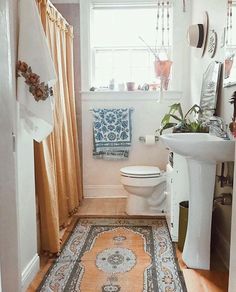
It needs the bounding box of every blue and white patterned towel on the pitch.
[92,108,132,160]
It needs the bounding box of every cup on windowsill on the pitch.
[126,82,135,91]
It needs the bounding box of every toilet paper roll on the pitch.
[145,135,156,145]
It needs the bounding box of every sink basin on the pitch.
[160,133,235,162]
[160,132,235,270]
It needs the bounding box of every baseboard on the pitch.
[21,254,39,291]
[214,226,230,270]
[84,185,127,198]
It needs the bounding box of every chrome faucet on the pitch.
[208,116,229,139]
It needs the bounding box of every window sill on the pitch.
[81,90,182,101]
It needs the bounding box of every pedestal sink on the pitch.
[160,133,235,270]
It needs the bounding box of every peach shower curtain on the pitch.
[35,0,83,254]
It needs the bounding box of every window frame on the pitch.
[91,5,173,88]
[80,0,187,93]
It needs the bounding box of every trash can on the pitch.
[178,201,189,252]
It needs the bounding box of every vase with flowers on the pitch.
[229,91,236,138]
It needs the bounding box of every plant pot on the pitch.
[154,60,173,90]
[225,58,234,79]
[126,82,135,91]
[172,122,190,133]
[154,60,173,78]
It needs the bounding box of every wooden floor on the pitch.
[77,198,127,216]
[27,198,229,292]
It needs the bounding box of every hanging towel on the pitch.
[17,0,57,142]
[92,108,133,160]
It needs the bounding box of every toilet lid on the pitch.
[120,166,161,177]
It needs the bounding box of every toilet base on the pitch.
[126,193,166,216]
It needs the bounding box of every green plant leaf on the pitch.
[168,114,183,122]
[168,103,184,119]
[159,122,177,135]
[186,121,209,133]
[184,104,202,119]
[161,113,171,125]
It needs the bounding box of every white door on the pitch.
[0,0,21,291]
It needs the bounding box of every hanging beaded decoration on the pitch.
[166,1,170,48]
[183,0,186,12]
[161,1,165,47]
[226,0,233,45]
[155,0,161,53]
[155,1,171,49]
[154,0,173,91]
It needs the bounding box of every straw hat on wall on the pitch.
[187,11,209,57]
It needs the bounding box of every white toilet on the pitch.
[120,166,166,216]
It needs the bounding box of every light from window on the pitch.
[91,6,172,89]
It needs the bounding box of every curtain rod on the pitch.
[47,0,70,27]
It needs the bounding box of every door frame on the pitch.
[0,0,21,291]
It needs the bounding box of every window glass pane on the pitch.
[113,67,130,83]
[131,50,150,67]
[113,50,130,68]
[94,67,112,87]
[93,8,161,47]
[95,50,113,67]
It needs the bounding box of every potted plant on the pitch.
[229,91,236,138]
[158,103,209,134]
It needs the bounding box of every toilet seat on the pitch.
[120,166,162,178]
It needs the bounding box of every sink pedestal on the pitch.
[160,133,235,270]
[182,158,216,270]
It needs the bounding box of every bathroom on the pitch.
[1,0,236,291]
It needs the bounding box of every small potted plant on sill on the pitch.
[158,103,209,135]
[229,91,236,138]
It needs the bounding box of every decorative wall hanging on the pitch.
[187,11,209,57]
[207,30,217,58]
[199,61,222,119]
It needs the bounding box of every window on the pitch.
[90,4,173,89]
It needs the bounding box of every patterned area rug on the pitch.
[38,218,187,292]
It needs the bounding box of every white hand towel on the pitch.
[17,0,57,142]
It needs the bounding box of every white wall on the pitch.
[82,91,183,197]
